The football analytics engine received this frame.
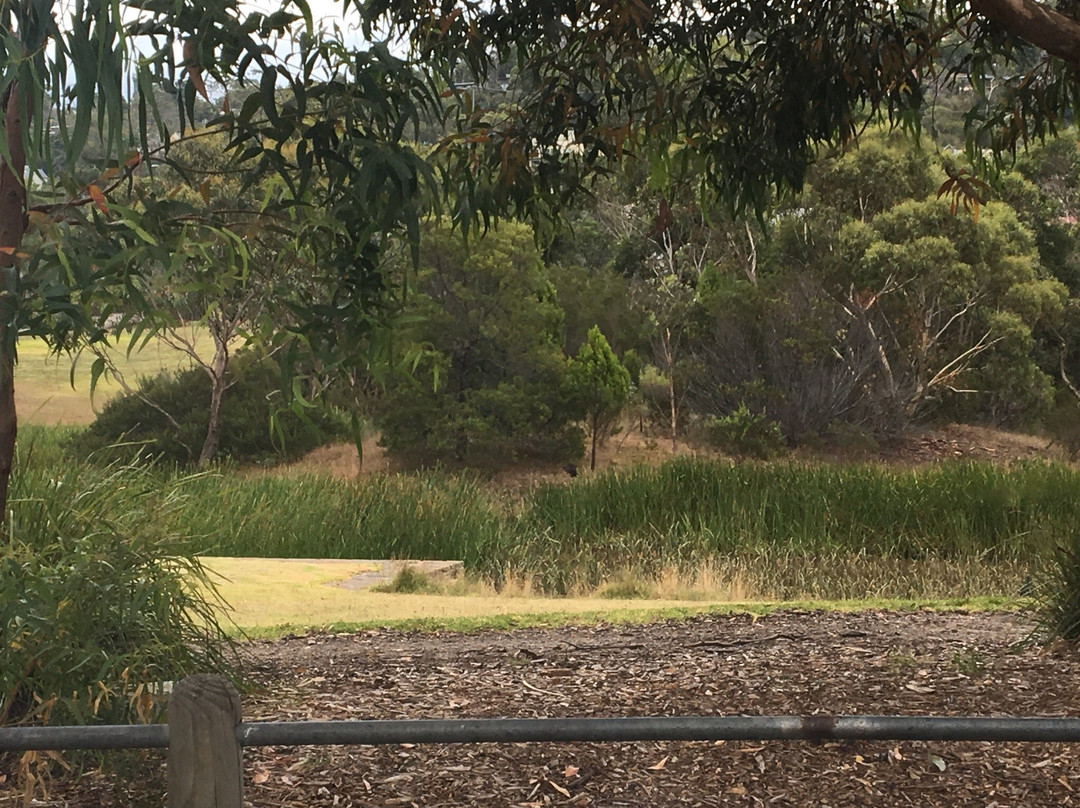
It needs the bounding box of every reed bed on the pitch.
[32,424,1080,600]
[493,459,1075,592]
[625,553,1033,602]
[164,457,1078,599]
[173,471,503,570]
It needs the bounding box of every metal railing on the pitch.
[3,674,1080,808]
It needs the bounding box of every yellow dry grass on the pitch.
[203,556,715,633]
[15,330,217,425]
[201,557,1011,638]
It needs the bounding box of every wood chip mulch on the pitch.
[4,610,1080,806]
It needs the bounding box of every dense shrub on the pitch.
[380,378,584,468]
[1030,530,1080,643]
[377,220,583,468]
[67,352,346,465]
[703,404,785,459]
[0,454,236,789]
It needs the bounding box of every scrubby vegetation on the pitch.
[295,130,1080,471]
[0,428,235,782]
[14,4,1080,799]
[67,352,347,466]
[375,221,586,468]
[56,131,1080,478]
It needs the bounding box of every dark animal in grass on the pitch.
[563,463,578,478]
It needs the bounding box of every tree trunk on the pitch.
[662,328,678,454]
[971,0,1080,66]
[0,82,28,522]
[198,344,229,467]
[590,414,598,471]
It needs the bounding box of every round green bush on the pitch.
[67,352,346,466]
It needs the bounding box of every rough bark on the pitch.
[589,413,598,471]
[970,0,1080,65]
[198,343,229,467]
[0,82,27,522]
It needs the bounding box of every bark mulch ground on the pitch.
[4,609,1080,806]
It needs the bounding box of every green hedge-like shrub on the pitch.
[379,379,584,468]
[67,352,346,465]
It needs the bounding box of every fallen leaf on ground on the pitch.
[547,779,571,797]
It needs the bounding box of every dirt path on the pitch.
[7,610,1080,807]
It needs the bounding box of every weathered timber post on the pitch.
[168,674,243,808]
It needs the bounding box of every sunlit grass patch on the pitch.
[16,331,216,425]
[201,556,1025,637]
[233,595,1020,640]
[201,556,715,635]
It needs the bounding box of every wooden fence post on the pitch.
[167,674,243,808]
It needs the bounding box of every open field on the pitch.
[14,331,213,425]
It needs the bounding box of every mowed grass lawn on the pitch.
[203,557,725,637]
[15,330,213,425]
[201,557,1004,638]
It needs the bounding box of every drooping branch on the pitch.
[970,0,1080,65]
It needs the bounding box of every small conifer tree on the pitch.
[566,326,632,471]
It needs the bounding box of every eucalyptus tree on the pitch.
[376,1,1080,220]
[106,132,310,466]
[0,1,440,518]
[4,0,1080,523]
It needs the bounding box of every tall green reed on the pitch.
[175,471,504,569]
[2,445,235,731]
[113,455,1080,597]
